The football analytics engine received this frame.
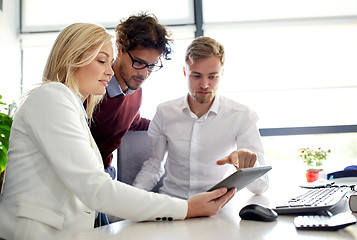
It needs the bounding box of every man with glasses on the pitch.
[90,12,170,180]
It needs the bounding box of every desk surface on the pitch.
[71,164,357,240]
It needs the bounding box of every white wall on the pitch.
[0,0,21,104]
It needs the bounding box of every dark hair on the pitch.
[115,12,173,60]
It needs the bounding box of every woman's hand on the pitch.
[185,188,236,219]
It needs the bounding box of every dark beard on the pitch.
[118,64,142,91]
[123,77,140,91]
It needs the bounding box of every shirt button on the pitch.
[168,217,173,221]
[162,217,167,221]
[156,217,161,221]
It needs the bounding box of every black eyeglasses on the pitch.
[127,50,163,72]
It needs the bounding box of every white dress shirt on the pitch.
[133,95,269,199]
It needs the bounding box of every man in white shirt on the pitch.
[133,36,269,199]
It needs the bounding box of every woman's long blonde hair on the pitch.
[42,23,113,120]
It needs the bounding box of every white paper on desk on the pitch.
[299,179,335,188]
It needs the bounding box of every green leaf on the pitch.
[0,149,7,172]
[0,96,13,173]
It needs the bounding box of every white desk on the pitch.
[71,164,357,240]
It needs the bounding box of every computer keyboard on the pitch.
[273,186,352,214]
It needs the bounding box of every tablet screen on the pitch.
[207,166,272,192]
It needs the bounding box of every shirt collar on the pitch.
[107,75,135,98]
[181,94,220,118]
[77,96,88,124]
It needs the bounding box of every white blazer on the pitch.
[0,82,187,240]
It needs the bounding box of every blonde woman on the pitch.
[0,23,235,239]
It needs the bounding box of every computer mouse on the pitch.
[239,203,278,222]
[344,165,357,171]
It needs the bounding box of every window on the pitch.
[19,0,357,170]
[202,0,357,128]
[203,0,357,23]
[21,0,357,127]
[262,132,357,172]
[21,0,194,32]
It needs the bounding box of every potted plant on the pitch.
[0,95,15,190]
[298,147,331,182]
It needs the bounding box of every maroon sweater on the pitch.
[90,88,150,168]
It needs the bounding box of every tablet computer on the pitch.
[207,166,272,192]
